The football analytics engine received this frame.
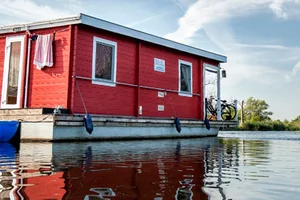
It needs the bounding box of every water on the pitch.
[1,131,300,200]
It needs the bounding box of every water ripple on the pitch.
[0,133,300,199]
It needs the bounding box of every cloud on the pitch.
[221,43,298,50]
[169,0,195,12]
[127,12,169,28]
[292,61,300,76]
[0,0,79,25]
[286,60,300,81]
[269,0,288,19]
[165,0,300,44]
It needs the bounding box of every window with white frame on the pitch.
[178,60,192,96]
[92,37,117,86]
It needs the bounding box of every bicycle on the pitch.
[205,97,237,121]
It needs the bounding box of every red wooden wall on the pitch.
[71,25,220,119]
[0,34,6,104]
[139,42,201,119]
[26,26,71,108]
[71,25,137,116]
[0,26,71,109]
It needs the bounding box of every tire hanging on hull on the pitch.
[84,113,93,134]
[174,117,181,133]
[75,78,94,134]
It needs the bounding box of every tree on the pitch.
[242,97,273,122]
[292,115,300,122]
[290,115,300,130]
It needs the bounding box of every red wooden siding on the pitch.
[26,26,71,108]
[0,27,72,109]
[139,42,201,119]
[71,25,220,119]
[72,25,137,116]
[0,35,6,103]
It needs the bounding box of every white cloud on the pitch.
[165,0,300,44]
[284,60,300,82]
[0,0,79,25]
[269,0,288,19]
[127,12,169,28]
[221,43,297,50]
[292,61,300,75]
[170,0,195,12]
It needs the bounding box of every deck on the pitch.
[0,108,238,142]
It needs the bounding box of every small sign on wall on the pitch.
[158,91,165,98]
[154,58,165,72]
[158,105,164,111]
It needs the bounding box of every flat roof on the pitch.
[0,13,227,63]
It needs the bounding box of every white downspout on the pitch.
[217,64,221,120]
[24,36,31,108]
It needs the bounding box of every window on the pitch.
[92,37,117,86]
[178,60,192,97]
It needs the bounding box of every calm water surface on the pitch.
[1,131,300,200]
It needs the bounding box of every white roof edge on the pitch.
[80,14,227,63]
[0,14,82,34]
[0,13,227,63]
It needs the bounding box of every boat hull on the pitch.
[0,121,19,142]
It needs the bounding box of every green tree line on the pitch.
[237,97,300,131]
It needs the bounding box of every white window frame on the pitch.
[203,63,220,119]
[92,36,117,87]
[178,60,193,97]
[1,35,25,108]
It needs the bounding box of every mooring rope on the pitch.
[75,78,88,114]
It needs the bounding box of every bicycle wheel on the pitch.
[221,105,237,120]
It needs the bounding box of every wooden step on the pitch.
[0,114,54,122]
[0,108,69,116]
[0,108,44,116]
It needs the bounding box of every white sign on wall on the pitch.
[154,58,165,72]
[158,105,164,111]
[158,91,165,98]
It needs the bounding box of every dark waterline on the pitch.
[1,131,300,199]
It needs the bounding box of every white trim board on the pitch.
[0,14,227,63]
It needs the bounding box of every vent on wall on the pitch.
[158,105,164,111]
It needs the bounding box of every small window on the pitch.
[178,60,192,97]
[92,37,117,86]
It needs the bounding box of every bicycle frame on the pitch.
[206,97,236,120]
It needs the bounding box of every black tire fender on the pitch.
[174,117,181,133]
[84,113,94,134]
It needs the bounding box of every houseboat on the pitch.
[0,13,237,141]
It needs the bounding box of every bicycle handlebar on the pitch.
[208,98,235,106]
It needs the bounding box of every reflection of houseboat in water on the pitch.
[1,137,273,199]
[1,139,221,199]
[0,14,237,142]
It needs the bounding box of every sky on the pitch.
[0,0,299,120]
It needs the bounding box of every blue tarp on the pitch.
[0,121,19,142]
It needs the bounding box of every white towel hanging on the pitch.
[33,34,53,70]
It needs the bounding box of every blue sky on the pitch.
[0,0,299,120]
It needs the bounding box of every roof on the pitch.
[0,13,227,63]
